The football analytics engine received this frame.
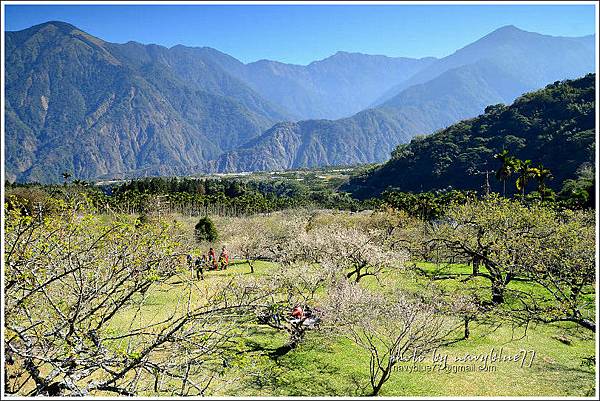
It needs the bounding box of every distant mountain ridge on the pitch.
[5,21,292,182]
[224,51,437,120]
[373,25,596,105]
[5,21,439,183]
[203,108,429,172]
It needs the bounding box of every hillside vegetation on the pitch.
[346,74,595,198]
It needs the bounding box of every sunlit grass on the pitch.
[107,259,596,396]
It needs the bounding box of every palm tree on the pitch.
[515,159,536,198]
[531,164,553,202]
[72,179,89,188]
[494,150,516,197]
[62,171,72,186]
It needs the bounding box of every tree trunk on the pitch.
[370,366,392,396]
[472,257,480,276]
[575,318,596,332]
[371,384,382,396]
[288,324,306,348]
[568,311,596,332]
[491,282,505,304]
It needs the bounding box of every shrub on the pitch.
[194,216,219,243]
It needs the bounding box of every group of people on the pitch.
[290,304,321,327]
[187,246,229,280]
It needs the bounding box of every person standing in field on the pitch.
[186,254,194,278]
[208,247,217,270]
[195,254,206,280]
[291,305,304,322]
[220,246,229,270]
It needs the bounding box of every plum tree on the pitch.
[4,200,265,396]
[324,281,454,396]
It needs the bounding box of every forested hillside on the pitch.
[345,74,596,198]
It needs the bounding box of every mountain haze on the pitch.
[220,52,437,120]
[206,62,523,173]
[375,25,595,105]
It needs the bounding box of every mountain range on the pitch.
[4,21,596,183]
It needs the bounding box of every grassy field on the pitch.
[110,260,596,397]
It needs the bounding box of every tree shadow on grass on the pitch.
[514,350,594,396]
[273,357,343,396]
[239,338,273,354]
[270,344,295,359]
[541,359,596,376]
[554,324,595,341]
[240,338,294,359]
[236,330,347,395]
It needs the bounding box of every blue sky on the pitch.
[4,3,596,65]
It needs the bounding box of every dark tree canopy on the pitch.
[195,216,219,243]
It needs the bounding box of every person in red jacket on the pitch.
[291,305,304,320]
[219,246,229,270]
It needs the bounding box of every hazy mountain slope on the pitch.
[106,42,292,125]
[345,74,596,198]
[207,59,556,173]
[4,21,286,183]
[375,25,596,105]
[212,52,437,120]
[204,108,429,172]
[377,60,528,130]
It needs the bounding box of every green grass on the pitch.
[109,260,596,396]
[219,322,594,396]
